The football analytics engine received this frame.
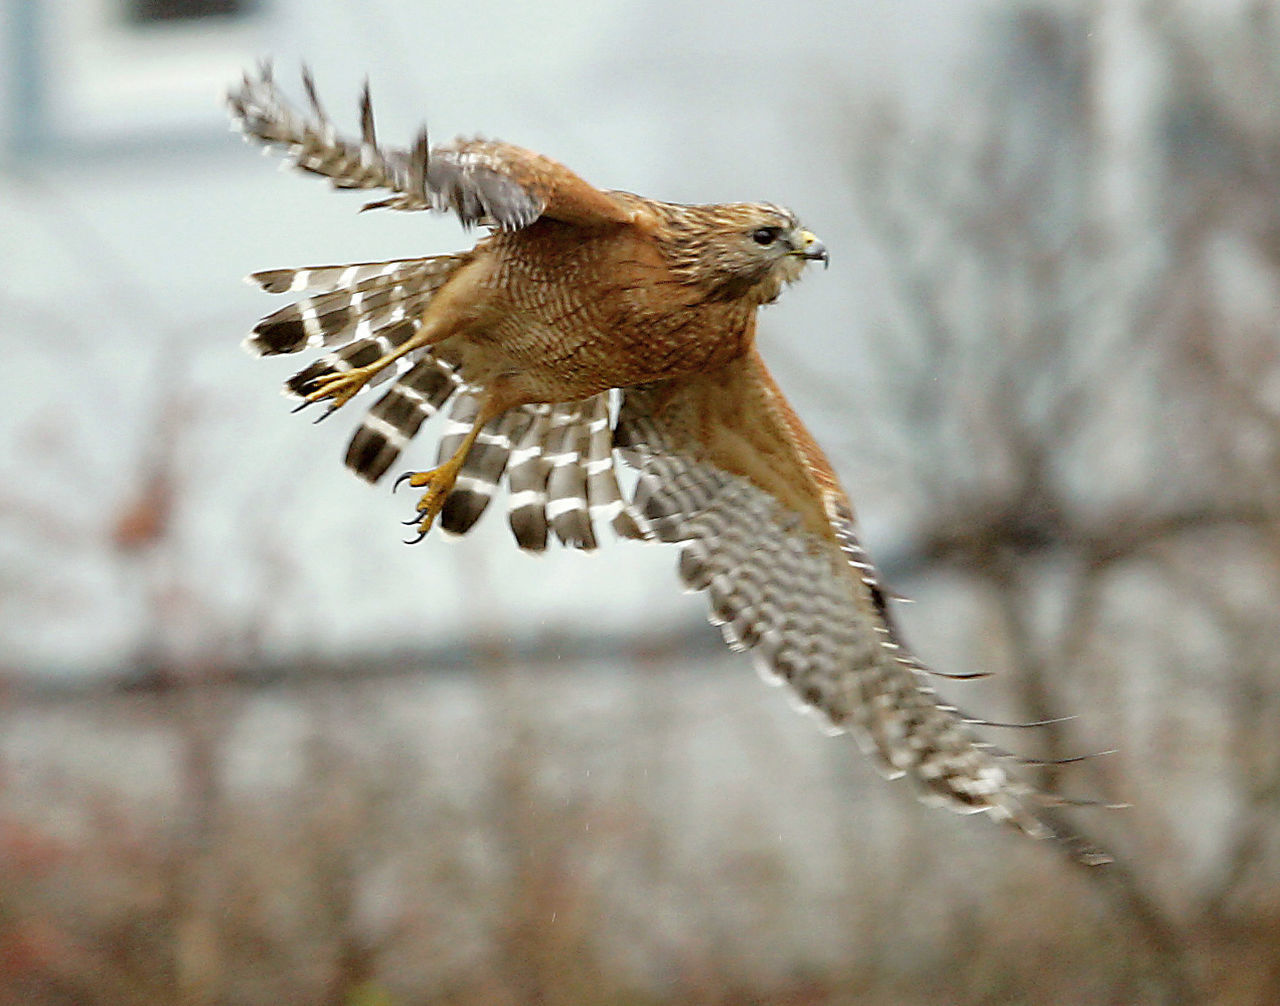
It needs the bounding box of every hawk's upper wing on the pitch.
[616,348,1109,864]
[227,64,632,230]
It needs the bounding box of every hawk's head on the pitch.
[662,202,828,306]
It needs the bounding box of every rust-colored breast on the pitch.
[461,219,754,402]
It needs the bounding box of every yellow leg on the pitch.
[394,403,498,543]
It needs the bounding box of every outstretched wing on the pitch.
[227,63,633,230]
[615,348,1109,865]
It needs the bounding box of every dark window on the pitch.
[126,0,254,24]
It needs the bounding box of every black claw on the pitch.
[402,512,423,525]
[403,525,430,545]
[393,471,415,494]
[312,404,339,425]
[290,398,314,415]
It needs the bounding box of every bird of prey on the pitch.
[228,65,1108,864]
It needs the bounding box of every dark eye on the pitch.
[752,227,780,246]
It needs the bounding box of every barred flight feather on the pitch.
[228,63,426,209]
[437,393,513,536]
[228,63,547,229]
[506,405,554,550]
[615,397,1109,866]
[345,349,464,483]
[545,405,598,550]
[430,395,646,551]
[583,396,646,542]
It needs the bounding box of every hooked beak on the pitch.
[794,229,829,269]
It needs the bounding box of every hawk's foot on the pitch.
[303,364,379,411]
[394,455,466,544]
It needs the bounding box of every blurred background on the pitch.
[2,0,1279,1003]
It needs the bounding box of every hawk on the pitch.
[228,65,1108,864]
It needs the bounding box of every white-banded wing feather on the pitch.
[344,347,465,483]
[614,390,1108,863]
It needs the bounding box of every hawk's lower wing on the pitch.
[616,348,1108,864]
[228,64,632,230]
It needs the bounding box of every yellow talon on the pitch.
[305,365,376,410]
[395,453,468,542]
[411,468,450,527]
[391,388,506,544]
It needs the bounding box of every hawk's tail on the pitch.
[351,384,645,551]
[430,392,646,551]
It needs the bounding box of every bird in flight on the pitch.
[228,64,1109,864]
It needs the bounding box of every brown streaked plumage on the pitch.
[228,64,1111,864]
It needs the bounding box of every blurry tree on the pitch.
[834,2,1280,1002]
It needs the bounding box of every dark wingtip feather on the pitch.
[441,491,490,535]
[246,269,297,293]
[552,512,598,551]
[345,426,397,484]
[510,510,549,552]
[410,127,431,204]
[300,63,326,124]
[359,78,376,148]
[284,358,333,396]
[247,316,308,356]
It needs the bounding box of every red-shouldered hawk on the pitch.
[228,65,1109,864]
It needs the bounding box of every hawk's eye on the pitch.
[752,227,781,246]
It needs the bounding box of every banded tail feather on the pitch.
[344,348,465,483]
[544,405,598,550]
[283,317,421,400]
[505,405,554,550]
[250,259,437,297]
[247,269,411,356]
[433,394,646,551]
[583,396,646,542]
[436,394,524,537]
